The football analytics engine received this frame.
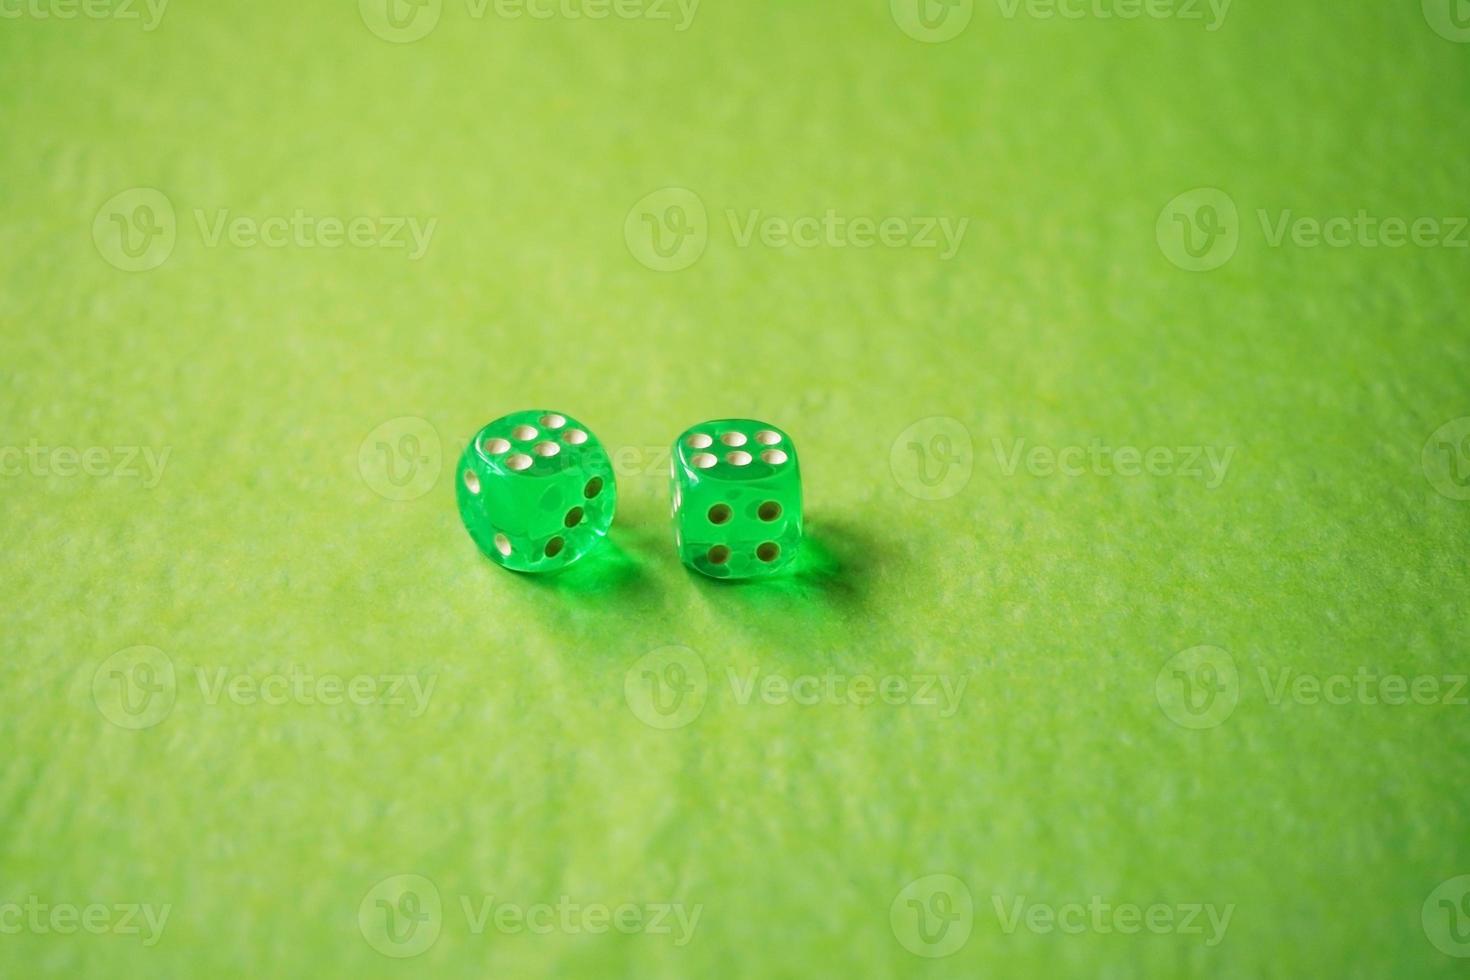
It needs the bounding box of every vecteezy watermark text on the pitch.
[0,898,170,946]
[1157,646,1470,731]
[726,210,969,260]
[458,896,701,944]
[194,209,436,259]
[195,667,437,716]
[0,442,170,487]
[992,438,1236,489]
[1159,188,1470,272]
[357,875,701,958]
[623,647,971,731]
[358,0,699,43]
[466,0,698,28]
[726,667,968,717]
[0,0,167,29]
[994,0,1231,30]
[1258,667,1468,707]
[1259,210,1470,250]
[991,895,1234,946]
[93,188,437,271]
[890,0,1228,43]
[888,874,1233,959]
[624,188,970,271]
[93,647,439,730]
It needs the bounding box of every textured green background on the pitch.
[2,0,1468,976]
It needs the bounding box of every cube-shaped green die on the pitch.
[456,410,616,573]
[671,419,802,579]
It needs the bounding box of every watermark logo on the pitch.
[626,190,968,269]
[891,874,973,958]
[0,441,171,487]
[726,210,967,258]
[359,0,442,42]
[360,880,700,950]
[992,438,1235,488]
[92,189,437,269]
[92,646,176,730]
[192,209,436,257]
[1423,417,1470,502]
[891,0,973,42]
[625,646,708,730]
[94,655,438,727]
[1258,211,1469,250]
[626,650,967,726]
[93,188,176,272]
[625,187,708,272]
[195,667,437,716]
[359,417,442,502]
[0,0,168,30]
[0,898,171,945]
[1162,189,1470,270]
[1157,188,1238,272]
[1423,0,1470,42]
[458,895,701,943]
[360,874,443,958]
[1424,875,1470,957]
[891,417,974,500]
[605,444,676,481]
[360,0,698,40]
[1155,645,1239,730]
[994,0,1231,30]
[1162,652,1467,726]
[893,876,1234,954]
[727,667,967,716]
[1258,667,1466,707]
[992,894,1233,945]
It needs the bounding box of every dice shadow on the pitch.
[517,535,650,599]
[674,520,892,669]
[500,533,677,665]
[684,515,887,638]
[469,512,891,670]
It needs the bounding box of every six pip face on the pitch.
[670,419,802,580]
[455,410,617,573]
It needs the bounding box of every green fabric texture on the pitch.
[2,0,1468,976]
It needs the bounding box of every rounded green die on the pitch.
[455,410,616,573]
[671,419,802,580]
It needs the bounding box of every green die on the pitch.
[671,419,802,580]
[455,410,616,573]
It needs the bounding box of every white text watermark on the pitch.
[993,438,1235,489]
[0,898,170,946]
[0,442,170,487]
[0,0,166,29]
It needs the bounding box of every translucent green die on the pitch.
[455,410,616,573]
[671,419,802,580]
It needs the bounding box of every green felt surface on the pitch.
[3,0,1469,976]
